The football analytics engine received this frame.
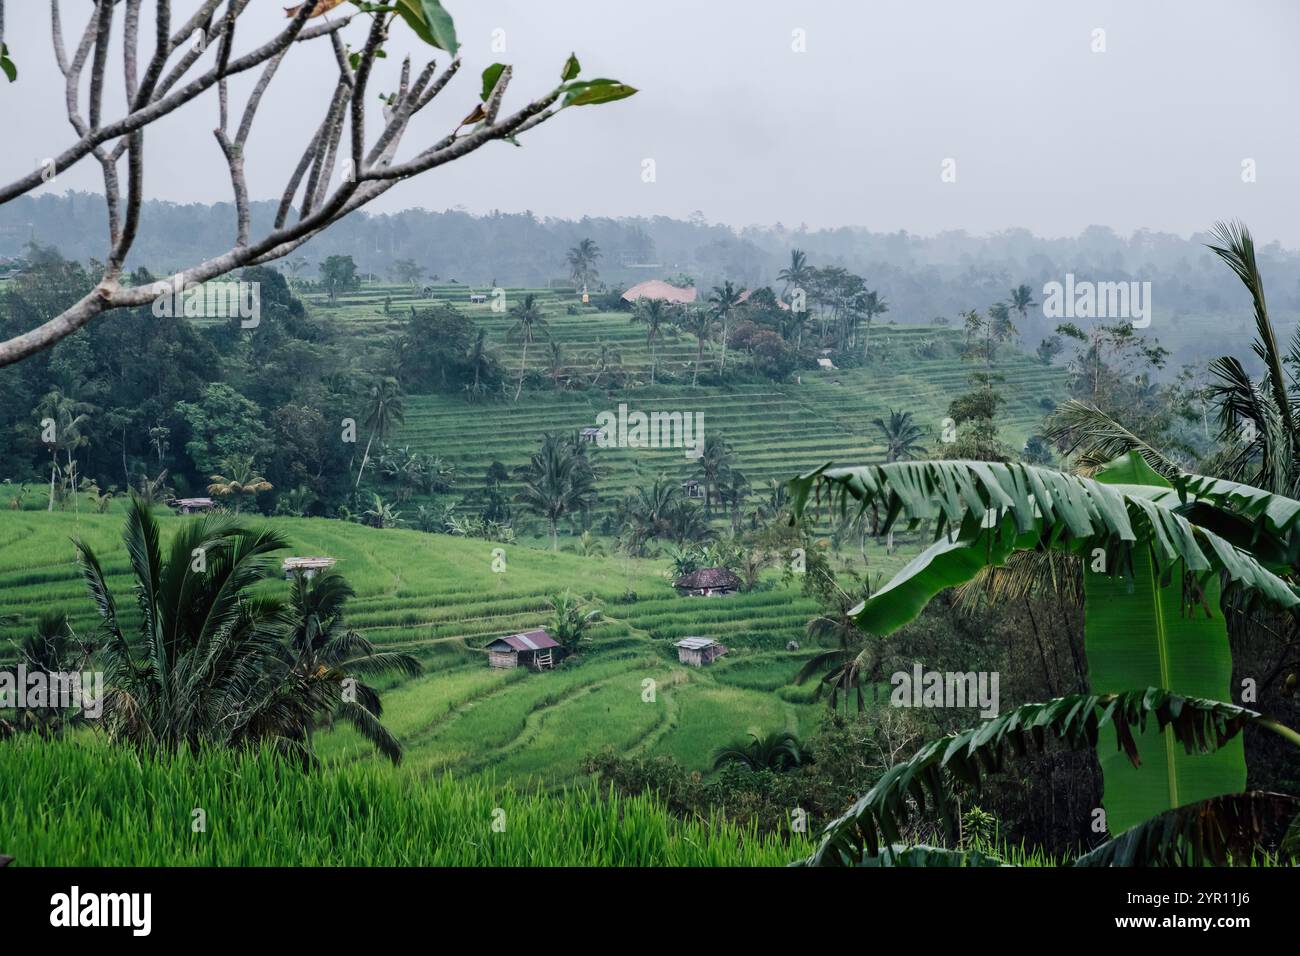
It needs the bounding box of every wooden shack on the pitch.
[672,567,742,597]
[579,426,605,444]
[674,637,727,667]
[172,497,215,514]
[680,478,705,500]
[282,556,336,581]
[485,629,560,671]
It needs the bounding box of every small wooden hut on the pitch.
[485,629,560,671]
[172,497,215,514]
[674,637,727,667]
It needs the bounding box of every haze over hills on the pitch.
[2,193,1296,371]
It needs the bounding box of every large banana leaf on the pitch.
[788,452,1300,832]
[1085,454,1241,833]
[788,454,1300,636]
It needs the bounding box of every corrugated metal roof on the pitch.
[489,629,559,652]
[675,637,717,650]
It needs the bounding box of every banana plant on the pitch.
[789,451,1300,834]
[794,689,1300,866]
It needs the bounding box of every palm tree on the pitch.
[795,586,878,713]
[680,307,714,387]
[514,432,597,549]
[693,433,735,516]
[1009,283,1037,325]
[283,570,421,763]
[74,497,310,756]
[584,338,623,388]
[711,729,812,772]
[777,248,812,302]
[631,298,671,385]
[207,455,272,513]
[566,238,601,290]
[355,376,405,490]
[466,328,496,398]
[708,280,744,373]
[507,293,549,402]
[860,290,889,359]
[619,475,680,552]
[545,340,567,391]
[872,409,927,464]
[569,530,607,557]
[546,591,602,653]
[35,387,95,511]
[11,611,91,734]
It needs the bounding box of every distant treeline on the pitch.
[3,192,1298,366]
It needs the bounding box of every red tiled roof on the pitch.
[621,280,698,305]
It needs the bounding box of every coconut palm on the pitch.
[34,387,95,511]
[355,376,405,490]
[1009,283,1037,325]
[708,280,744,372]
[283,570,421,763]
[872,409,927,464]
[507,293,549,402]
[794,586,878,713]
[693,433,736,516]
[860,289,889,359]
[207,455,272,513]
[74,497,313,756]
[566,238,601,290]
[680,307,715,387]
[585,338,623,388]
[630,298,671,385]
[711,729,813,772]
[514,432,598,549]
[777,248,812,302]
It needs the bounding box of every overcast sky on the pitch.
[4,0,1298,244]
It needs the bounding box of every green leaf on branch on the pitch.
[395,0,459,54]
[561,53,580,81]
[0,44,16,84]
[561,78,637,107]
[480,63,506,102]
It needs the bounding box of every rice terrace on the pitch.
[0,0,1298,931]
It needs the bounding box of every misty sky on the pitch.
[3,0,1299,244]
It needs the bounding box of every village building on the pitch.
[680,478,705,500]
[620,279,698,306]
[282,556,336,581]
[485,629,560,671]
[468,293,488,304]
[674,636,728,667]
[672,567,742,597]
[579,426,605,443]
[171,497,215,514]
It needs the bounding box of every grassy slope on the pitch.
[0,508,825,782]
[0,737,810,866]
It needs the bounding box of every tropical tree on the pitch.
[693,433,736,516]
[360,494,403,529]
[35,387,95,511]
[74,498,309,757]
[872,409,927,463]
[9,611,92,735]
[708,280,744,372]
[507,293,550,402]
[390,258,425,287]
[547,591,602,653]
[584,338,623,389]
[514,432,598,549]
[567,238,601,290]
[631,298,672,385]
[789,451,1300,839]
[680,307,714,387]
[795,584,879,712]
[319,255,359,304]
[860,290,889,360]
[777,249,813,303]
[1009,283,1037,325]
[283,570,421,763]
[619,475,680,552]
[207,455,272,513]
[712,729,813,772]
[355,376,405,490]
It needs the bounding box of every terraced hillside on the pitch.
[0,509,827,784]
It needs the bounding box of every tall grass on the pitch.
[0,737,811,866]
